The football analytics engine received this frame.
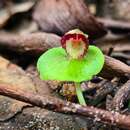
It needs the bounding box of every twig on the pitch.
[97,17,130,33]
[112,80,130,111]
[0,84,130,129]
[95,34,130,53]
[91,80,117,106]
[0,32,129,78]
[99,56,130,79]
[0,31,60,55]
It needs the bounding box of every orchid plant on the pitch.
[37,29,104,105]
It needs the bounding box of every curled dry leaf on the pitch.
[0,56,36,121]
[0,1,35,28]
[33,0,107,39]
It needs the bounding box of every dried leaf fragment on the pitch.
[0,56,36,121]
[33,0,107,39]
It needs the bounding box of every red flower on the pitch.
[61,29,89,59]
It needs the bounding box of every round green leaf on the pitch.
[37,45,104,82]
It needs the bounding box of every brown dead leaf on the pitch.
[33,0,107,39]
[26,64,52,96]
[0,56,36,121]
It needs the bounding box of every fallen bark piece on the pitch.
[33,0,107,39]
[112,80,130,111]
[0,84,130,129]
[0,56,36,121]
[0,31,60,55]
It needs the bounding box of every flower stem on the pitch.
[75,82,86,105]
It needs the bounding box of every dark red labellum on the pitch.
[61,33,89,49]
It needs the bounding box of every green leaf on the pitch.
[37,45,104,82]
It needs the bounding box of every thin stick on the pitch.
[0,84,130,129]
[97,17,130,31]
[0,32,129,79]
[0,31,60,55]
[99,55,130,79]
